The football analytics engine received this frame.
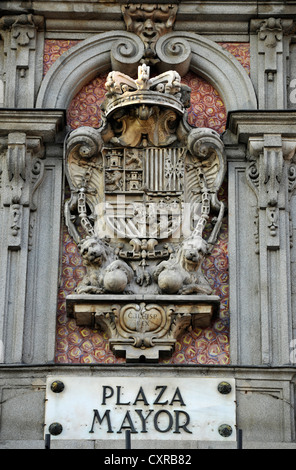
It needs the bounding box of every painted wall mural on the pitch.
[43,39,250,364]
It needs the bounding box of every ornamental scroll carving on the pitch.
[246,135,296,251]
[1,132,44,250]
[65,65,225,361]
[111,4,191,77]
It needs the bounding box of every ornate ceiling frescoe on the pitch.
[65,63,226,361]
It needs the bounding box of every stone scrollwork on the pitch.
[118,4,191,77]
[155,33,192,76]
[246,134,296,251]
[64,127,103,244]
[111,33,145,78]
[65,64,226,361]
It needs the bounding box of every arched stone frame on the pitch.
[37,31,257,365]
[36,31,257,112]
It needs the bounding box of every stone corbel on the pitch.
[247,135,296,251]
[66,294,219,362]
[247,135,282,250]
[2,132,44,250]
[227,112,296,252]
[0,110,65,251]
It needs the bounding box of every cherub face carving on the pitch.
[121,3,178,59]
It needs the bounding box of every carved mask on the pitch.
[121,3,178,59]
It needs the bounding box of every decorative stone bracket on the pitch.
[66,294,220,361]
[0,110,65,250]
[2,131,44,250]
[247,133,296,250]
[226,111,296,252]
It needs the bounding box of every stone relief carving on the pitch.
[65,65,226,360]
[121,3,178,65]
[1,132,44,250]
[246,134,296,251]
[0,14,44,107]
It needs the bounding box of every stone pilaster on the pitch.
[0,110,65,364]
[250,18,293,109]
[224,111,296,366]
[0,14,44,108]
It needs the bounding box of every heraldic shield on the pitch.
[65,65,226,361]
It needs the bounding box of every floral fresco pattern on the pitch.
[44,40,250,365]
[219,42,251,76]
[43,39,80,76]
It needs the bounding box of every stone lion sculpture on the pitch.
[76,236,134,294]
[153,235,212,295]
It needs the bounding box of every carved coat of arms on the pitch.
[65,65,226,360]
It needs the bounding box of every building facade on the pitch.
[0,0,296,449]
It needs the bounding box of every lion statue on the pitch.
[76,236,134,294]
[153,235,212,295]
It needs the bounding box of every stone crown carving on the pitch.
[103,64,190,118]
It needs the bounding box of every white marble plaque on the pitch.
[44,376,236,441]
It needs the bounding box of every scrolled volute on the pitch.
[66,126,103,161]
[187,128,224,159]
[155,33,191,76]
[111,33,145,77]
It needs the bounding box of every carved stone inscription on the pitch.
[65,65,226,360]
[66,294,219,360]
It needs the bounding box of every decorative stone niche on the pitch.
[65,64,226,362]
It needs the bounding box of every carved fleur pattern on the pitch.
[43,40,251,365]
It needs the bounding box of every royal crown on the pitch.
[103,64,191,118]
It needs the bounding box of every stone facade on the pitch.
[0,0,296,449]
